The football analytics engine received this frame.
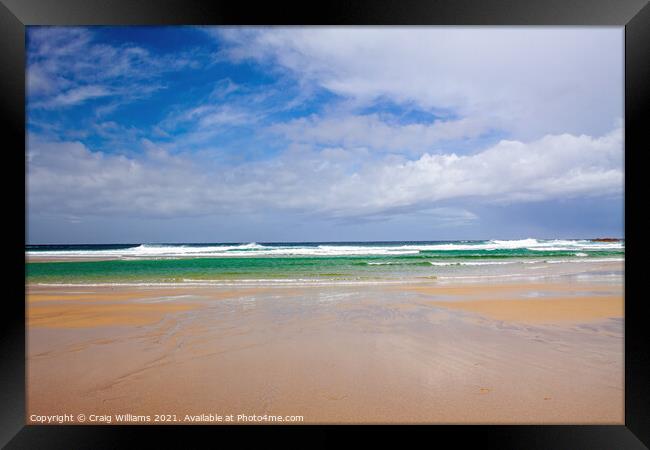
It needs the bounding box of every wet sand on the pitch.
[424,296,622,323]
[27,276,624,424]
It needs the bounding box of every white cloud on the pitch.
[213,27,623,140]
[46,85,112,107]
[27,125,623,221]
[27,27,198,112]
[198,107,255,128]
[25,27,624,241]
[270,114,492,154]
[331,128,623,216]
[209,78,240,98]
[28,27,93,59]
[26,63,56,95]
[159,104,259,138]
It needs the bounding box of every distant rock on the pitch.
[591,238,622,242]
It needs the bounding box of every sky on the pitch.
[26,26,624,244]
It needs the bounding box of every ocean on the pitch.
[26,239,624,286]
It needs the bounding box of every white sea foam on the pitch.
[437,273,532,280]
[544,258,624,264]
[428,261,520,266]
[27,238,624,259]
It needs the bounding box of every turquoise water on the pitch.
[26,240,624,284]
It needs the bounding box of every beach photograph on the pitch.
[26,26,624,424]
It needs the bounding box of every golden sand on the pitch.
[28,302,200,328]
[26,280,624,424]
[402,282,620,298]
[424,295,623,323]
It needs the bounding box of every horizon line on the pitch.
[25,236,625,246]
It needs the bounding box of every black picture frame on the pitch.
[2,0,648,447]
